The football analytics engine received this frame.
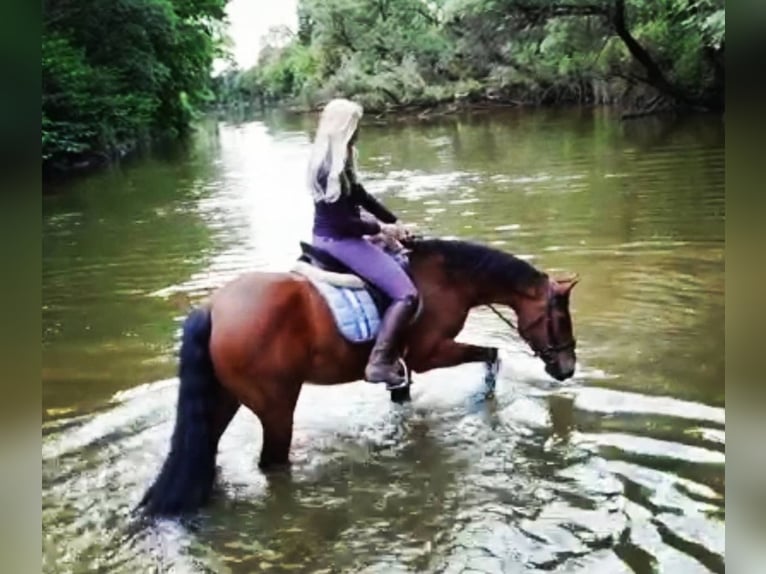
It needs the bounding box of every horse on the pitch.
[139,237,579,516]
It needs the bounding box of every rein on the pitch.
[486,304,518,331]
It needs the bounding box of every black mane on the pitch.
[409,238,547,289]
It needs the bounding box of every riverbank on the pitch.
[42,142,139,182]
[42,131,197,184]
[225,86,724,137]
[280,96,696,123]
[237,70,722,125]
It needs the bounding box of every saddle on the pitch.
[292,241,421,344]
[295,242,392,314]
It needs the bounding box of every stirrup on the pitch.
[385,359,410,391]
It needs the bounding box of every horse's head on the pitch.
[405,237,579,381]
[515,275,579,381]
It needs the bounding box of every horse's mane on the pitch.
[408,237,547,289]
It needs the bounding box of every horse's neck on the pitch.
[409,245,545,317]
[410,249,543,311]
[411,259,475,320]
[464,272,545,317]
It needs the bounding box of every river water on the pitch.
[42,109,724,573]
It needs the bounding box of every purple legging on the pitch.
[313,235,417,300]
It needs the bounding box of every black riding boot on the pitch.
[365,296,417,389]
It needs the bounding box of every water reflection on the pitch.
[43,109,724,572]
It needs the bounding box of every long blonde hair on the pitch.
[307,98,363,203]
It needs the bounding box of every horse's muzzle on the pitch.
[545,361,575,382]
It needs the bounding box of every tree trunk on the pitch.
[610,0,691,107]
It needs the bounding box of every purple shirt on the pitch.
[312,160,397,239]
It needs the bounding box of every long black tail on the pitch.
[139,306,221,516]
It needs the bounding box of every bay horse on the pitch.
[139,238,578,516]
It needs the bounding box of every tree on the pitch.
[214,0,724,115]
[43,0,228,169]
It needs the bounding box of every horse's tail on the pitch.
[139,306,221,517]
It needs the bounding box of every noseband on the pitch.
[487,287,575,361]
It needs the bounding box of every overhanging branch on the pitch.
[610,0,690,105]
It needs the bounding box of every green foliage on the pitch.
[218,0,724,114]
[701,9,725,49]
[43,0,227,168]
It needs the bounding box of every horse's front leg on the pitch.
[419,340,497,370]
[413,340,500,395]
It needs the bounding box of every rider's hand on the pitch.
[396,221,415,240]
[381,222,412,241]
[378,224,404,251]
[380,222,401,239]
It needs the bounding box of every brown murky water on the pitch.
[42,108,724,573]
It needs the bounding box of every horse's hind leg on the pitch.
[258,406,296,469]
[212,385,240,445]
[231,377,302,469]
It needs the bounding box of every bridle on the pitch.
[486,286,576,362]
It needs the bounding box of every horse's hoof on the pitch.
[390,384,412,404]
[258,459,291,472]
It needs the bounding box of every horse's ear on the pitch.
[553,274,579,295]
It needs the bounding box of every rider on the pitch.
[307,98,418,389]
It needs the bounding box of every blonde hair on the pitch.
[307,98,363,203]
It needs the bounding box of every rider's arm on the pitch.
[352,182,398,224]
